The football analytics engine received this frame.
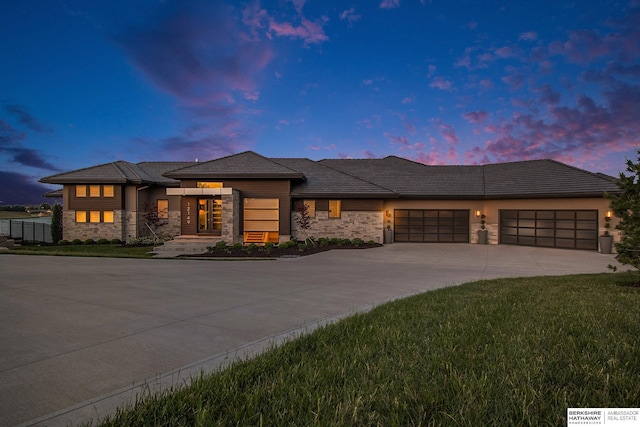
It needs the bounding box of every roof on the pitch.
[39,161,154,185]
[40,151,620,199]
[272,158,397,198]
[320,157,486,198]
[164,151,304,180]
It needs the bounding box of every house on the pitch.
[40,151,620,251]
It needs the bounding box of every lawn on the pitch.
[95,273,640,426]
[6,243,155,258]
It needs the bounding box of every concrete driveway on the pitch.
[0,244,623,426]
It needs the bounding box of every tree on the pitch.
[608,150,640,270]
[295,202,311,231]
[51,204,63,243]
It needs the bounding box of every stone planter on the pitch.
[477,229,488,245]
[384,228,394,244]
[599,235,613,254]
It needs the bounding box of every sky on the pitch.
[1,0,640,204]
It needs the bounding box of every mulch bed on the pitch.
[182,242,383,258]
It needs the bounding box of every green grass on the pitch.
[6,243,155,258]
[95,273,640,426]
[0,211,41,219]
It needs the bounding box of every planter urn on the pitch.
[477,229,488,245]
[599,235,613,254]
[384,228,394,244]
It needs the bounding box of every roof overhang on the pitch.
[166,188,233,196]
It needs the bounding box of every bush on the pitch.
[58,239,69,246]
[232,243,243,250]
[338,238,351,246]
[97,238,109,245]
[84,238,95,245]
[110,239,122,244]
[352,238,365,246]
[246,243,257,253]
[368,240,375,245]
[297,243,307,251]
[329,238,339,245]
[318,237,330,246]
[264,242,274,253]
[215,241,228,250]
[51,204,63,243]
[71,239,83,245]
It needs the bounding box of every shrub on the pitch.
[215,241,227,250]
[58,239,69,246]
[318,237,330,246]
[264,242,274,253]
[71,239,83,245]
[329,238,339,245]
[246,243,257,253]
[232,243,243,250]
[51,204,63,243]
[297,243,307,251]
[352,238,365,247]
[84,238,95,245]
[338,238,351,246]
[97,238,109,244]
[110,238,122,244]
[368,240,375,245]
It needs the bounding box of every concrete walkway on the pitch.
[0,244,624,426]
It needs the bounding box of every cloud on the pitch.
[4,104,52,133]
[429,76,453,91]
[401,96,415,104]
[116,2,273,105]
[380,0,400,9]
[268,16,329,45]
[535,83,561,105]
[518,31,538,41]
[0,171,55,205]
[463,111,489,123]
[289,0,307,15]
[340,8,361,24]
[2,147,61,171]
[0,119,26,146]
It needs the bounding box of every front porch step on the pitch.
[152,236,223,257]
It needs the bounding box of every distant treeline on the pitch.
[0,204,53,212]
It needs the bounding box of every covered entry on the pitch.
[499,210,598,250]
[394,209,469,242]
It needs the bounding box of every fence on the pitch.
[0,219,52,243]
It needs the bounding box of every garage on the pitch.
[394,209,469,242]
[500,210,598,250]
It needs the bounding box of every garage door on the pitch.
[394,209,469,242]
[500,210,598,250]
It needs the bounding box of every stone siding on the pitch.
[292,211,384,243]
[63,210,125,241]
[222,191,240,244]
[471,223,497,244]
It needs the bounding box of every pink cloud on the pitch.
[429,76,453,91]
[495,46,516,58]
[463,111,489,123]
[436,121,459,145]
[268,17,329,45]
[340,8,361,23]
[519,31,538,41]
[401,96,415,104]
[380,0,400,9]
[289,0,307,15]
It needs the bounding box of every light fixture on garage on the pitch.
[605,210,612,219]
[385,209,391,217]
[475,210,481,217]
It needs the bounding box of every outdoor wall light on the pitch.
[385,209,391,217]
[475,210,481,217]
[606,210,612,219]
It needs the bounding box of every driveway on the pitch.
[0,244,623,426]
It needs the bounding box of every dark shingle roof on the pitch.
[483,159,620,198]
[321,157,486,198]
[272,158,397,198]
[164,151,304,179]
[40,161,151,184]
[137,162,194,186]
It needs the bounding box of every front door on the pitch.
[197,198,222,234]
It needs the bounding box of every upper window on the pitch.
[103,185,114,197]
[329,200,341,218]
[157,199,169,219]
[197,182,223,188]
[76,185,87,198]
[89,185,101,197]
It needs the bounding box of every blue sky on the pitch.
[2,0,640,204]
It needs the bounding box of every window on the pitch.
[76,211,87,222]
[103,185,114,197]
[89,185,101,197]
[89,211,101,223]
[103,211,114,223]
[157,199,169,219]
[197,182,223,188]
[329,200,341,218]
[76,185,87,198]
[303,200,316,218]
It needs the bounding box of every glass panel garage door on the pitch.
[394,209,469,242]
[500,210,598,250]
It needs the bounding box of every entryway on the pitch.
[198,198,222,235]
